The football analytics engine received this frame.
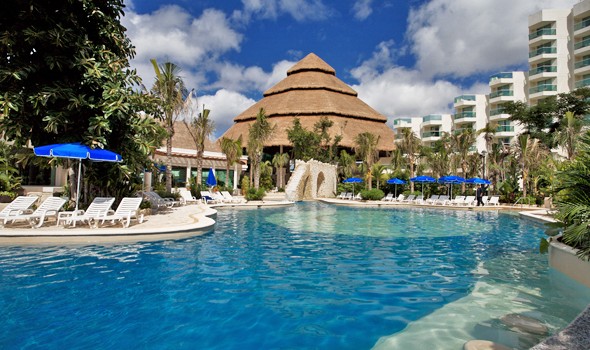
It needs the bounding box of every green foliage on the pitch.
[286,117,342,163]
[360,189,384,200]
[155,190,180,200]
[0,0,165,203]
[245,188,265,201]
[139,200,152,209]
[241,175,250,196]
[0,141,22,195]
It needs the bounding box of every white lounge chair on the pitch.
[394,194,405,202]
[344,192,353,200]
[352,193,362,200]
[200,191,219,204]
[488,196,500,206]
[435,195,450,205]
[176,188,197,204]
[414,195,424,204]
[382,193,394,202]
[99,197,144,228]
[4,197,66,228]
[57,197,115,228]
[403,194,416,203]
[425,195,439,204]
[221,191,244,203]
[0,195,39,225]
[449,196,465,206]
[337,192,347,199]
[463,196,476,206]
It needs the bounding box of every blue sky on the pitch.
[122,0,577,137]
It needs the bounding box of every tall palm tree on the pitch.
[272,152,290,189]
[398,128,421,192]
[247,108,275,190]
[371,163,388,189]
[184,105,215,188]
[355,132,380,190]
[477,121,497,178]
[339,150,356,179]
[219,135,242,190]
[515,134,544,198]
[555,111,585,161]
[150,59,187,192]
[450,128,476,192]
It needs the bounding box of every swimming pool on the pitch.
[0,202,588,349]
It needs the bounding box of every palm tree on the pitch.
[515,134,544,198]
[555,111,585,160]
[371,163,388,189]
[219,136,242,190]
[272,152,290,189]
[450,128,476,192]
[354,132,380,190]
[338,150,356,179]
[150,59,187,192]
[185,105,215,188]
[247,108,275,190]
[398,128,421,192]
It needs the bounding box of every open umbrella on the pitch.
[343,177,363,198]
[34,143,122,212]
[438,175,466,198]
[206,168,217,187]
[465,177,491,185]
[386,178,406,198]
[410,175,436,195]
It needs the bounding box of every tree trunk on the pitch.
[196,150,203,189]
[166,134,173,193]
[225,161,231,189]
[254,154,261,190]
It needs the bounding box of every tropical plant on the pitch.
[398,128,421,192]
[272,152,290,189]
[355,132,380,190]
[371,164,388,189]
[286,117,342,162]
[219,136,242,190]
[450,128,476,192]
[514,134,545,198]
[259,160,273,190]
[338,150,356,179]
[0,141,21,197]
[185,103,215,188]
[247,108,275,190]
[360,188,385,200]
[547,130,590,260]
[151,59,189,192]
[555,111,585,160]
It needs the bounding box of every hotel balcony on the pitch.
[528,28,556,45]
[528,47,557,64]
[529,84,557,100]
[453,126,475,135]
[495,125,516,138]
[453,111,477,124]
[489,89,514,102]
[453,95,476,108]
[421,114,443,127]
[528,66,557,82]
[575,77,590,89]
[574,37,590,56]
[574,58,590,75]
[574,18,590,36]
[421,131,441,142]
[489,72,513,87]
[489,108,510,122]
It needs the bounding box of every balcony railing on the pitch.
[489,72,513,83]
[393,118,411,125]
[528,28,556,40]
[490,108,507,116]
[529,66,557,76]
[529,47,556,58]
[575,38,590,50]
[529,84,557,94]
[575,78,590,88]
[454,95,476,103]
[574,18,590,31]
[453,111,476,120]
[422,114,443,123]
[496,125,515,133]
[574,58,590,69]
[489,90,514,98]
[453,127,474,134]
[422,131,441,138]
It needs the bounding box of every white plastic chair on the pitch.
[99,197,144,228]
[0,195,39,225]
[57,197,115,228]
[4,197,66,228]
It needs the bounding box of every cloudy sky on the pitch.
[122,0,578,137]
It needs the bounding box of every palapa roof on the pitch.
[221,53,395,151]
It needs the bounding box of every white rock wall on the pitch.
[285,160,337,201]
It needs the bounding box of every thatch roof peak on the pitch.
[287,53,336,76]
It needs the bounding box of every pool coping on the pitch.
[318,197,542,211]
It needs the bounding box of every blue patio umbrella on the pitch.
[386,178,406,198]
[410,175,436,194]
[465,177,491,185]
[438,175,466,197]
[206,168,217,187]
[343,177,363,197]
[34,143,122,211]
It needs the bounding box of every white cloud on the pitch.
[210,59,296,94]
[233,0,332,22]
[352,0,373,21]
[407,0,579,78]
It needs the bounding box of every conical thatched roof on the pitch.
[221,53,395,151]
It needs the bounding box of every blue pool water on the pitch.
[0,202,589,349]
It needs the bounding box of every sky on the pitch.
[122,0,579,138]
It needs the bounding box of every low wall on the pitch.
[549,241,590,289]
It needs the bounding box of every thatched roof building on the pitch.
[220,53,395,153]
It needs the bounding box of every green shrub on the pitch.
[139,200,152,209]
[360,188,384,200]
[245,187,265,201]
[156,190,180,200]
[241,175,250,196]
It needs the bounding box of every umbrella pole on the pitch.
[75,160,82,212]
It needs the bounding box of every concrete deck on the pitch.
[0,203,217,244]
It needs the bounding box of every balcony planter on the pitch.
[548,240,590,289]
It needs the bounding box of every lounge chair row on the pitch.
[381,194,500,206]
[336,192,362,200]
[201,190,244,204]
[0,195,145,229]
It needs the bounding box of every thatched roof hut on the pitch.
[220,53,395,153]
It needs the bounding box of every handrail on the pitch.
[513,197,534,207]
